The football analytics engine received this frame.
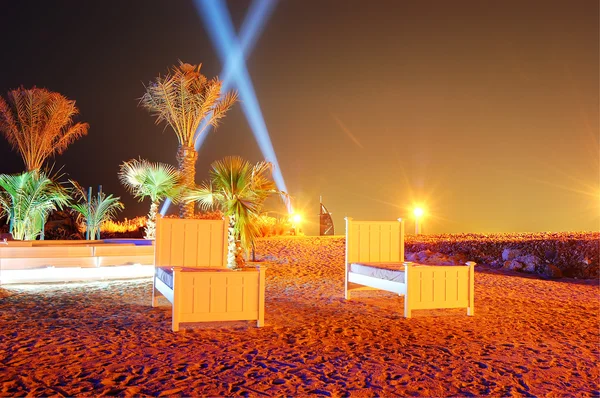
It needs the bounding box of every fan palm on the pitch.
[139,62,238,219]
[119,158,184,239]
[186,156,286,268]
[70,181,124,240]
[0,86,89,171]
[0,171,70,240]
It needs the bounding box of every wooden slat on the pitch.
[245,273,259,312]
[446,270,458,303]
[183,221,199,267]
[358,224,370,262]
[380,226,391,262]
[193,275,211,313]
[210,276,227,313]
[172,222,186,267]
[369,225,379,262]
[226,275,244,313]
[196,223,211,267]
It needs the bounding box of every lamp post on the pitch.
[413,207,424,235]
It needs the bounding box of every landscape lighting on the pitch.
[292,213,302,224]
[196,0,290,209]
[290,213,302,235]
[413,207,425,235]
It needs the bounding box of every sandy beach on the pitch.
[0,236,598,397]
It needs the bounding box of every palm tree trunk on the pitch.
[146,200,159,239]
[176,145,197,219]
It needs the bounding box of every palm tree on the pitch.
[119,158,184,239]
[0,171,70,240]
[186,156,286,268]
[139,62,238,219]
[70,182,124,240]
[0,86,89,171]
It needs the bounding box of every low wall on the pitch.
[0,241,154,271]
[405,232,599,279]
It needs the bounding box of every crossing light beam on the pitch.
[161,0,292,215]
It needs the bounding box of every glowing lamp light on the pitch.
[413,207,425,235]
[290,213,303,235]
[292,213,302,224]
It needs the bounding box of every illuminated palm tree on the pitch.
[186,156,286,268]
[0,171,70,240]
[119,158,184,239]
[70,181,124,240]
[139,62,237,219]
[0,86,89,171]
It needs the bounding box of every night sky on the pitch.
[1,0,598,234]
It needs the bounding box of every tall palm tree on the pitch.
[0,171,70,240]
[119,158,184,239]
[186,156,286,268]
[0,86,89,171]
[70,181,124,240]
[139,62,237,219]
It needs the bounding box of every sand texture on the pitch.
[0,236,598,397]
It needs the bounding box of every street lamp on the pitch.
[413,207,425,235]
[291,213,302,235]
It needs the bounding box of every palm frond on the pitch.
[140,63,238,147]
[0,87,88,171]
[185,181,224,212]
[68,179,88,202]
[52,122,90,155]
[119,158,183,203]
[207,91,239,130]
[119,158,185,239]
[0,170,71,240]
[186,156,286,254]
[72,192,124,239]
[0,95,19,148]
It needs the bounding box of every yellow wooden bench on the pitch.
[152,216,266,332]
[345,217,475,317]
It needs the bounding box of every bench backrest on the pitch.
[155,216,229,269]
[345,218,405,264]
